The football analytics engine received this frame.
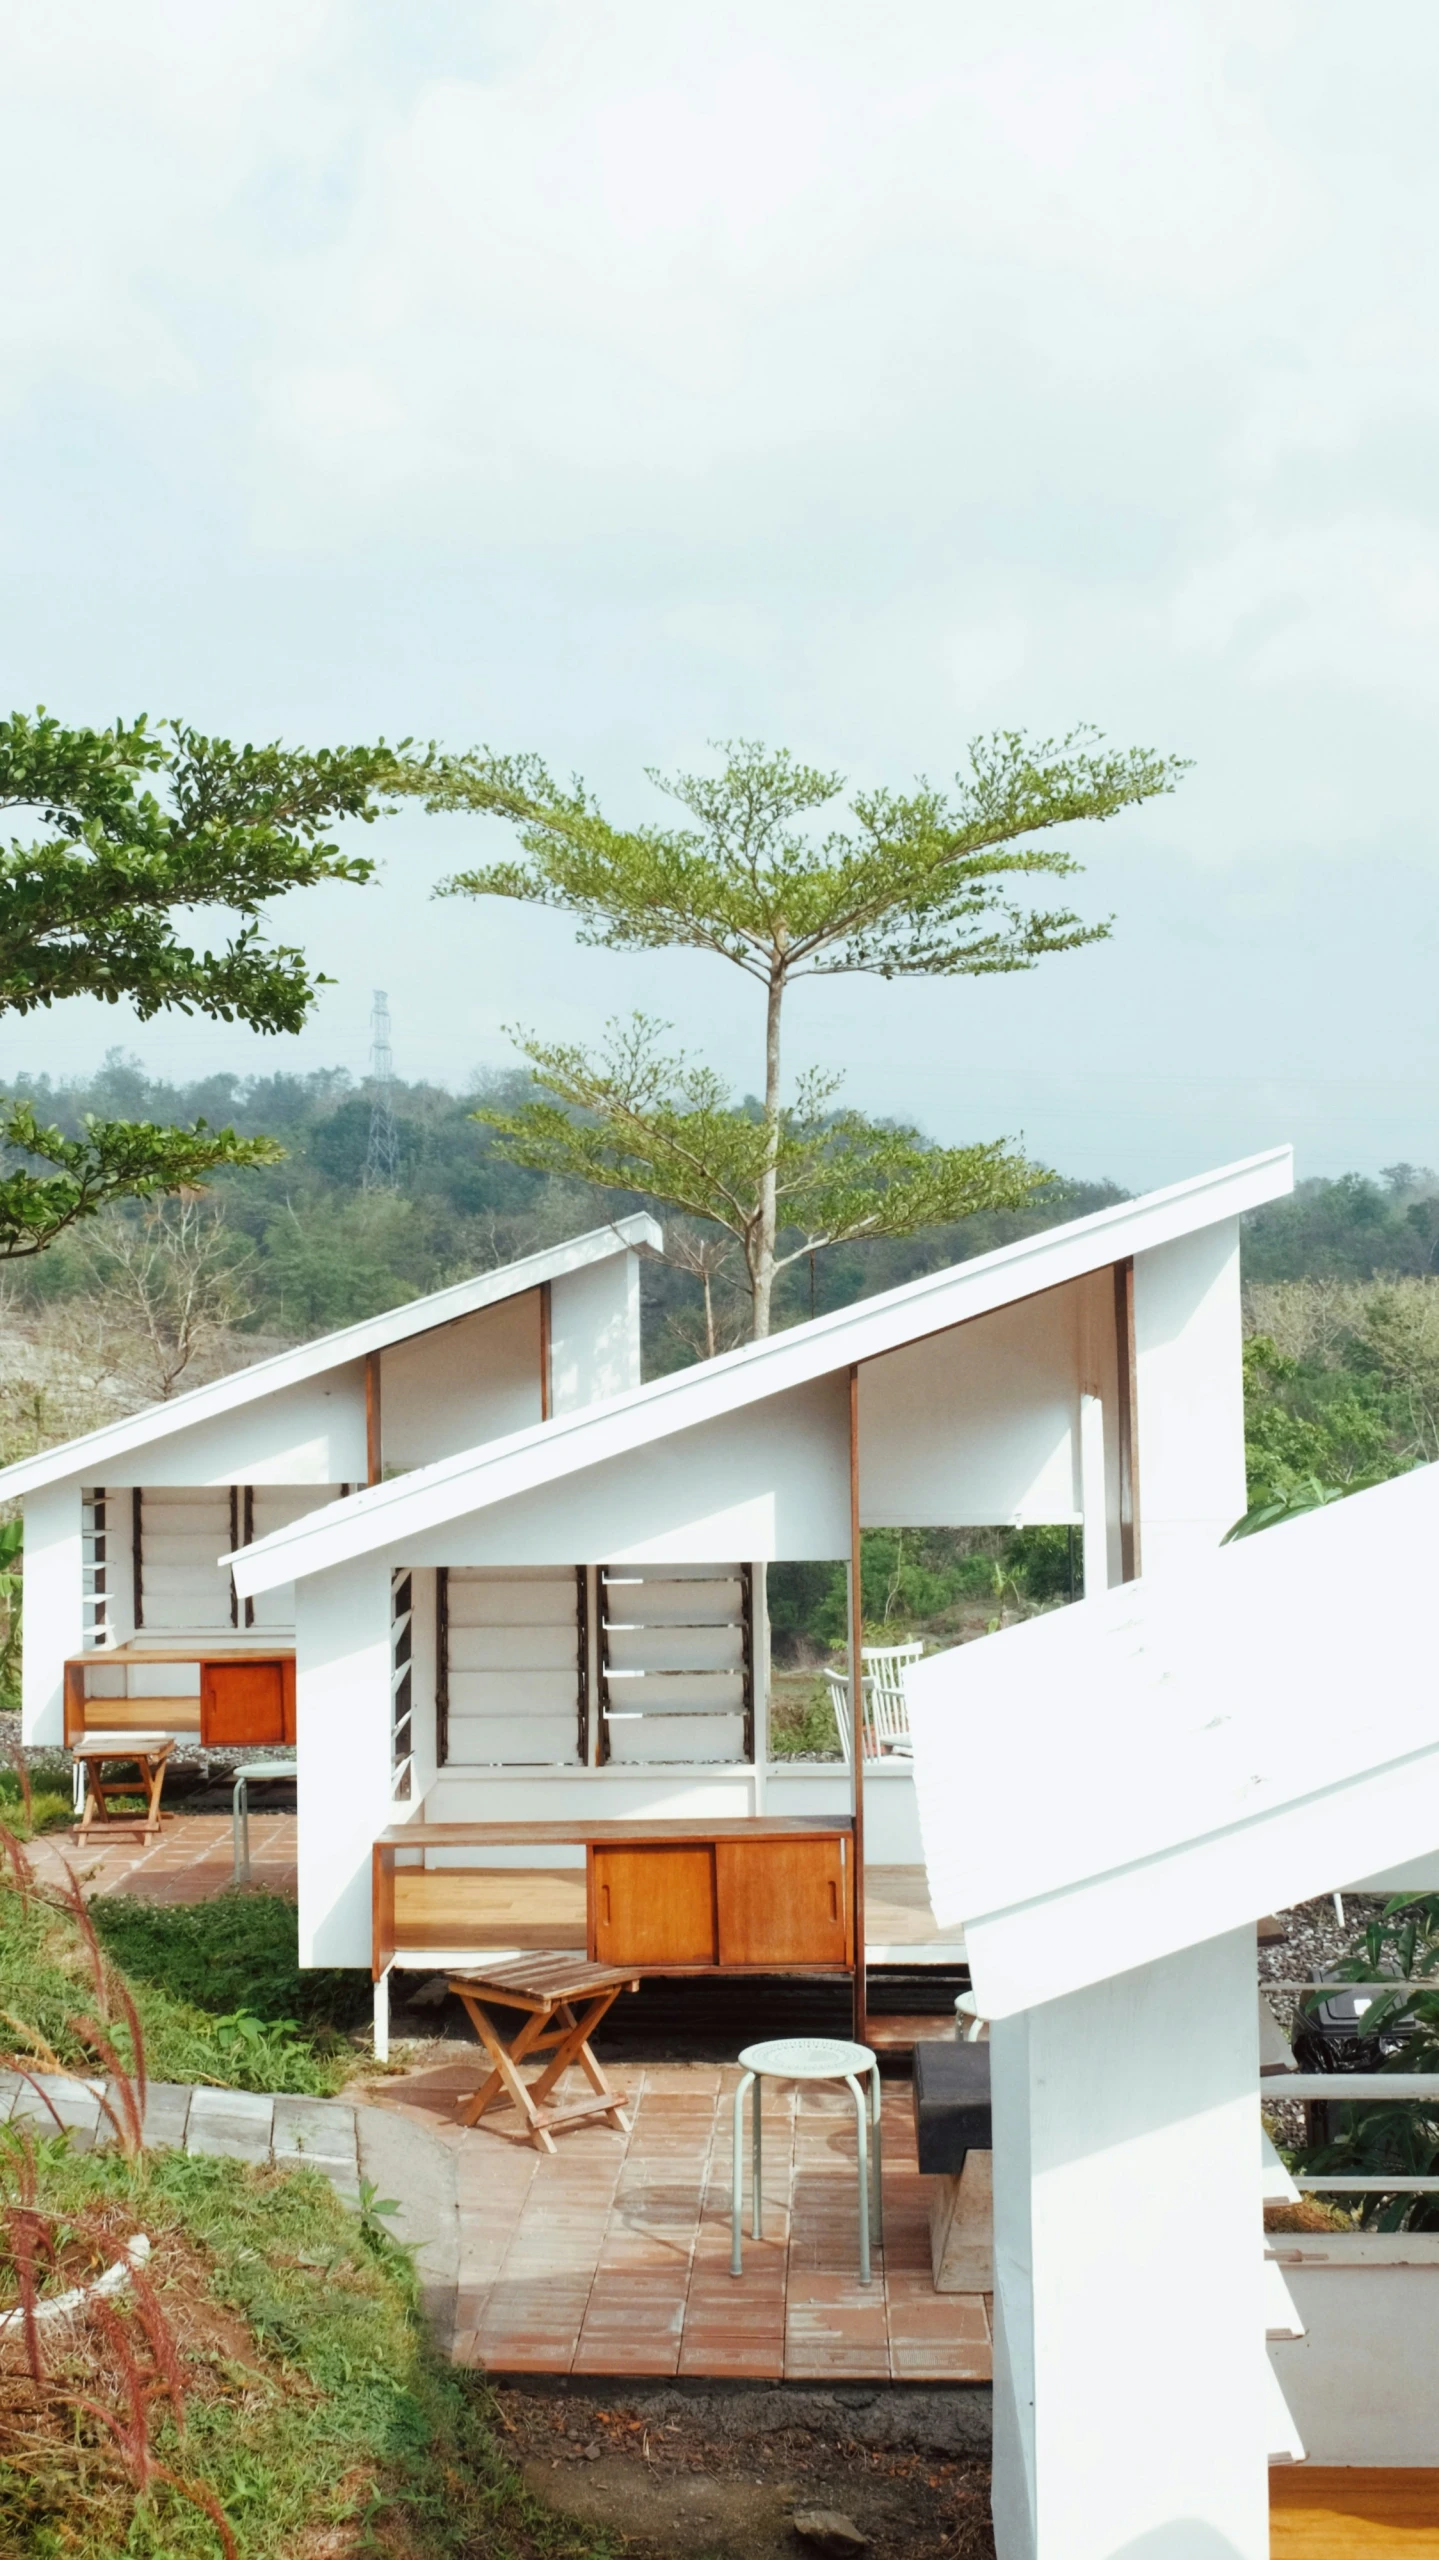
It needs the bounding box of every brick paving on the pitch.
[25,1811,298,1901]
[370,2057,991,2385]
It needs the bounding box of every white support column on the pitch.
[21,1482,84,1745]
[990,1928,1267,2560]
[1079,1394,1108,1602]
[373,1968,391,2064]
[1132,1220,1247,1582]
[295,1556,398,1969]
[751,1560,769,1813]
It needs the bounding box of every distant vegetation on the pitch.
[1,1053,1436,1523]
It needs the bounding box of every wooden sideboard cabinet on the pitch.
[372,1818,857,1982]
[589,1831,852,1972]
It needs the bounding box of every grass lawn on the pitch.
[0,1879,370,2097]
[0,2135,611,2560]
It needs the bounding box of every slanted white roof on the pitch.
[907,1457,1439,2020]
[230,1146,1292,1600]
[0,1214,662,1498]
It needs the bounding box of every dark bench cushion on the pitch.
[912,2038,993,2175]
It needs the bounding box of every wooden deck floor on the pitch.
[1272,2471,1439,2554]
[372,2059,989,2382]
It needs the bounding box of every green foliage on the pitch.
[0,710,412,1254]
[0,709,400,1027]
[477,1014,1045,1299]
[1242,1166,1439,1282]
[0,1098,281,1260]
[0,2142,611,2557]
[768,1526,1076,1663]
[0,1883,365,2096]
[407,731,1182,1331]
[409,730,1184,983]
[1290,1896,1439,2231]
[88,1892,369,2035]
[0,1772,71,1835]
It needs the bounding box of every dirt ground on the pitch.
[496,2383,995,2560]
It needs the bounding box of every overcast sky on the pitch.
[3,1,1436,1192]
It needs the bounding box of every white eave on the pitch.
[0,1213,662,1500]
[907,1451,1439,2016]
[229,1145,1292,1600]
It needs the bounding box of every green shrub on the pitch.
[0,2140,611,2558]
[0,1882,361,2096]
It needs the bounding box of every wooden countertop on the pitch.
[69,1644,295,1665]
[377,1816,854,1848]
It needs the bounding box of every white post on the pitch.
[295,1557,396,1968]
[1079,1393,1107,1602]
[373,1968,391,2064]
[21,1483,84,1745]
[990,1928,1267,2560]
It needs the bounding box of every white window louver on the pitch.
[599,1564,753,1765]
[437,1567,587,1767]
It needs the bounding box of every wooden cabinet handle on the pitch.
[829,1881,838,1921]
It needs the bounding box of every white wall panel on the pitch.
[550,1252,641,1412]
[391,1375,851,1566]
[1133,1219,1246,1580]
[247,1485,341,1629]
[295,1557,405,1967]
[380,1293,541,1471]
[111,1370,366,1487]
[21,1481,83,1745]
[858,1286,1082,1526]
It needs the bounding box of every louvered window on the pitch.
[81,1488,108,1647]
[438,1567,587,1767]
[136,1487,234,1630]
[391,1569,414,1800]
[599,1564,753,1764]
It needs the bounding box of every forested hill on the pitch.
[1,1053,1131,1362]
[6,1050,1437,1347]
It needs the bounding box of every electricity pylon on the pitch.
[363,990,400,1189]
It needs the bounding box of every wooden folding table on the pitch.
[72,1730,174,1839]
[447,1955,639,2153]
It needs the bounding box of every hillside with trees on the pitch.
[1,1052,1435,1527]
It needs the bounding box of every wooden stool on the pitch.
[447,1956,639,2153]
[71,1731,174,1840]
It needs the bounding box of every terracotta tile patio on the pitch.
[25,1811,298,1902]
[372,2058,991,2385]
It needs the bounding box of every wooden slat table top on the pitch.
[69,1645,294,1666]
[379,1816,853,1847]
[448,1956,640,2004]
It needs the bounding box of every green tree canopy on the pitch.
[401,732,1185,1332]
[478,1016,1045,1323]
[0,709,405,1253]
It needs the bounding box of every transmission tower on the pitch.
[363,989,400,1189]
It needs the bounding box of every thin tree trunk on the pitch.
[751,959,785,1339]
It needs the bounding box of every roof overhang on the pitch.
[230,1145,1292,1601]
[907,1454,1439,2017]
[0,1213,662,1500]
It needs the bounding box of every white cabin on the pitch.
[5,1215,659,1751]
[906,1459,1439,2558]
[220,1148,1292,2005]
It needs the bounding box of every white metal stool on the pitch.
[231,1758,296,1884]
[731,2035,883,2285]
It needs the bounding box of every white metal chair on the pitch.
[822,1646,922,1762]
[862,1642,923,1756]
